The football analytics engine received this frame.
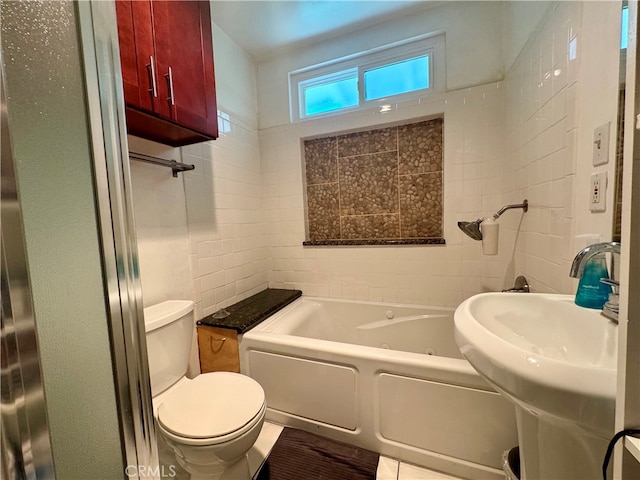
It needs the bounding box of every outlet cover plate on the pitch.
[590,171,607,212]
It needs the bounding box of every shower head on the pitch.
[457,219,483,241]
[457,199,529,241]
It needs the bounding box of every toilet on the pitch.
[144,300,266,479]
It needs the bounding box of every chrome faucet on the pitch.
[570,242,620,322]
[569,242,621,277]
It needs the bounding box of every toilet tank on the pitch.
[144,300,194,396]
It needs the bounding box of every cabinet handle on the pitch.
[165,67,175,106]
[209,336,226,353]
[146,56,158,98]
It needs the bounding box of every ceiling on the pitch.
[210,1,441,60]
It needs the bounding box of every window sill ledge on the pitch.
[303,238,446,247]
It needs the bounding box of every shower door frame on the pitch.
[76,2,159,477]
[1,61,56,480]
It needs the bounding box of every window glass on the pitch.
[304,76,358,116]
[364,55,430,101]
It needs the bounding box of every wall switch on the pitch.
[592,123,610,166]
[590,171,607,212]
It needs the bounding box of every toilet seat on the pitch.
[157,372,266,446]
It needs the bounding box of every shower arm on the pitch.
[491,199,528,220]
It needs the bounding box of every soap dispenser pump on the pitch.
[574,254,612,309]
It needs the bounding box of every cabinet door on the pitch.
[115,0,156,113]
[151,1,218,138]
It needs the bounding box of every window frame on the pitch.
[289,32,446,122]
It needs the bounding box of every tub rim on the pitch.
[248,295,455,334]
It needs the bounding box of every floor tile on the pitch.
[398,462,463,480]
[377,456,400,479]
[249,421,284,478]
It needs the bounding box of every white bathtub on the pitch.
[239,297,517,480]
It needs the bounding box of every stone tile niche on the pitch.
[303,118,444,246]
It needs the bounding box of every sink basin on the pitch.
[454,292,617,434]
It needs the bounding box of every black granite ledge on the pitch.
[303,238,446,246]
[197,288,302,333]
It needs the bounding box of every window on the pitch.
[621,5,629,50]
[290,33,445,121]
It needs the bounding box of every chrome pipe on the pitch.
[492,199,529,220]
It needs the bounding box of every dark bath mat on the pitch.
[255,427,379,480]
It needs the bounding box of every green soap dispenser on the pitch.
[574,254,612,309]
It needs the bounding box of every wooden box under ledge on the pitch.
[196,288,302,374]
[197,325,240,373]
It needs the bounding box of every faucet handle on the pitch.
[600,278,620,323]
[502,275,530,293]
[600,278,620,294]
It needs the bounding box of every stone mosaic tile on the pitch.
[338,152,398,216]
[306,183,340,240]
[304,137,337,185]
[398,119,443,175]
[341,214,400,240]
[337,127,396,157]
[303,118,445,244]
[399,173,443,237]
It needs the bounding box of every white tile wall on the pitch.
[503,1,619,294]
[128,136,193,308]
[128,116,268,320]
[130,1,622,337]
[261,82,514,307]
[129,118,268,375]
[183,115,269,321]
[260,1,622,304]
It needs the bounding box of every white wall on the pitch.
[257,0,505,130]
[132,0,623,326]
[257,1,512,306]
[503,1,621,293]
[133,1,510,314]
[186,24,268,319]
[129,137,193,307]
[261,82,512,307]
[502,1,555,73]
[258,0,624,304]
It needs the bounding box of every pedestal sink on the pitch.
[454,293,617,480]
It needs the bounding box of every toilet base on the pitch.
[169,443,252,480]
[159,411,265,480]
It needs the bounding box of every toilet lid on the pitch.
[157,372,265,440]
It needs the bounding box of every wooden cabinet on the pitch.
[197,325,240,373]
[115,0,218,146]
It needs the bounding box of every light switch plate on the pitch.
[592,123,610,166]
[590,171,607,212]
